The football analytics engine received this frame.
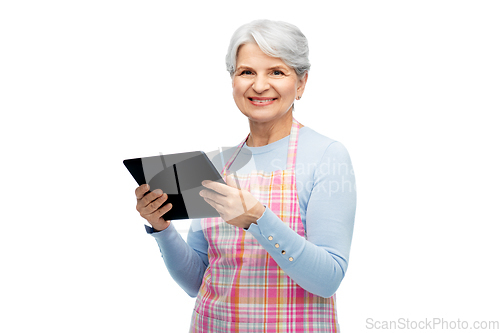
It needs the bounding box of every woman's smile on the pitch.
[248,97,278,106]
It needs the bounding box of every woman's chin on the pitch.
[243,110,291,123]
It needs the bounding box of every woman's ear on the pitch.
[297,71,308,96]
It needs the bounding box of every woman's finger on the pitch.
[135,184,150,201]
[150,202,173,222]
[201,180,234,196]
[200,188,225,205]
[143,193,168,215]
[136,189,163,211]
[224,174,240,189]
[204,197,223,213]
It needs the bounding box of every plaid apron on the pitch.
[189,118,339,332]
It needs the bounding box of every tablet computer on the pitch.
[123,151,226,221]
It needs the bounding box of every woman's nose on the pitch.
[252,75,270,93]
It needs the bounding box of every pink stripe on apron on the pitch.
[190,118,339,332]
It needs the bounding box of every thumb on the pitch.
[225,173,239,189]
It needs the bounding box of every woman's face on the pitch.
[232,43,307,124]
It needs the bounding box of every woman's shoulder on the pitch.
[299,126,349,160]
[298,127,354,184]
[300,126,338,146]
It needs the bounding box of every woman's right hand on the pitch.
[135,184,173,231]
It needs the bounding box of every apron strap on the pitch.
[286,117,300,170]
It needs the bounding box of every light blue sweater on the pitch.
[145,126,356,298]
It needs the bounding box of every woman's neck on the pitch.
[246,114,304,147]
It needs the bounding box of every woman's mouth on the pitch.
[248,97,277,106]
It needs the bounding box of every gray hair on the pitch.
[225,19,310,79]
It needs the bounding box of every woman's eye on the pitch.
[241,70,252,75]
[273,70,284,75]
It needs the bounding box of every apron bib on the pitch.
[190,118,339,332]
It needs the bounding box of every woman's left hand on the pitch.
[199,174,265,229]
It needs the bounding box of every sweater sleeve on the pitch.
[246,141,356,298]
[145,219,208,298]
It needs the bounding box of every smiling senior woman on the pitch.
[135,19,356,332]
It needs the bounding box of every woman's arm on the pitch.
[146,220,208,298]
[246,141,356,298]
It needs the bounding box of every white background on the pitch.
[1,1,499,332]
